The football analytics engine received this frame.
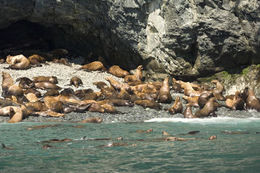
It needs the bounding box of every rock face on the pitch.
[0,0,259,78]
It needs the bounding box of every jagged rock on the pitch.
[0,0,259,78]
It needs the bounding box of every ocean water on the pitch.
[0,117,260,173]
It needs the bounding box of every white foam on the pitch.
[145,117,260,124]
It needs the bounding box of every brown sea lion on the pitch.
[136,129,153,133]
[168,96,183,114]
[195,97,218,118]
[183,95,199,107]
[23,88,41,98]
[33,76,58,84]
[25,93,39,102]
[1,143,14,150]
[87,102,105,113]
[162,131,171,136]
[34,110,64,117]
[74,89,97,100]
[183,104,197,118]
[172,77,182,92]
[108,65,129,78]
[242,87,260,111]
[80,61,106,71]
[25,101,45,112]
[124,65,143,83]
[225,91,244,110]
[157,77,172,103]
[43,89,60,97]
[8,106,23,123]
[134,99,161,110]
[16,77,34,89]
[43,96,64,113]
[79,117,103,123]
[100,103,118,113]
[105,77,130,91]
[211,80,225,101]
[35,82,61,90]
[52,58,71,66]
[93,81,109,89]
[208,135,217,140]
[2,72,14,91]
[198,91,213,108]
[6,84,24,97]
[6,54,30,70]
[70,76,83,88]
[28,54,45,65]
[177,81,201,96]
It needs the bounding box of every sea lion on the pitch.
[74,89,97,100]
[195,97,218,118]
[8,106,23,123]
[157,77,172,103]
[80,61,106,71]
[24,88,41,98]
[43,89,60,97]
[1,143,14,150]
[87,102,105,113]
[100,103,118,113]
[183,95,199,107]
[70,76,83,88]
[93,81,109,89]
[33,76,58,84]
[198,91,213,108]
[28,54,45,65]
[225,91,244,110]
[35,82,61,90]
[208,135,217,140]
[105,77,130,91]
[136,129,153,133]
[162,131,171,136]
[124,65,143,83]
[52,58,71,66]
[211,80,225,101]
[108,65,129,78]
[25,101,45,112]
[25,93,39,102]
[172,77,182,92]
[134,99,161,110]
[43,96,64,113]
[79,117,103,123]
[6,54,30,69]
[16,77,34,89]
[183,104,197,118]
[177,81,201,96]
[2,72,14,92]
[168,96,183,114]
[242,87,260,111]
[6,84,24,97]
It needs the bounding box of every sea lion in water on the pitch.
[124,65,143,83]
[108,65,129,78]
[6,54,30,69]
[242,87,260,111]
[211,80,225,101]
[157,77,172,103]
[70,76,83,88]
[80,61,106,71]
[168,96,183,114]
[195,97,218,118]
[33,76,58,84]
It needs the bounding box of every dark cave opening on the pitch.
[0,20,142,70]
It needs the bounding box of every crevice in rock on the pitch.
[0,20,143,70]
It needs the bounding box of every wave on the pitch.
[145,117,260,124]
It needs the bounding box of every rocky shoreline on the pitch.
[1,56,260,123]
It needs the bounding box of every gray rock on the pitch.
[0,0,259,78]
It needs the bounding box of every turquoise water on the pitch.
[0,118,260,173]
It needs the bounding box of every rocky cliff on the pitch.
[0,0,259,78]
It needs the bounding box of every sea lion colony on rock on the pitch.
[0,53,260,123]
